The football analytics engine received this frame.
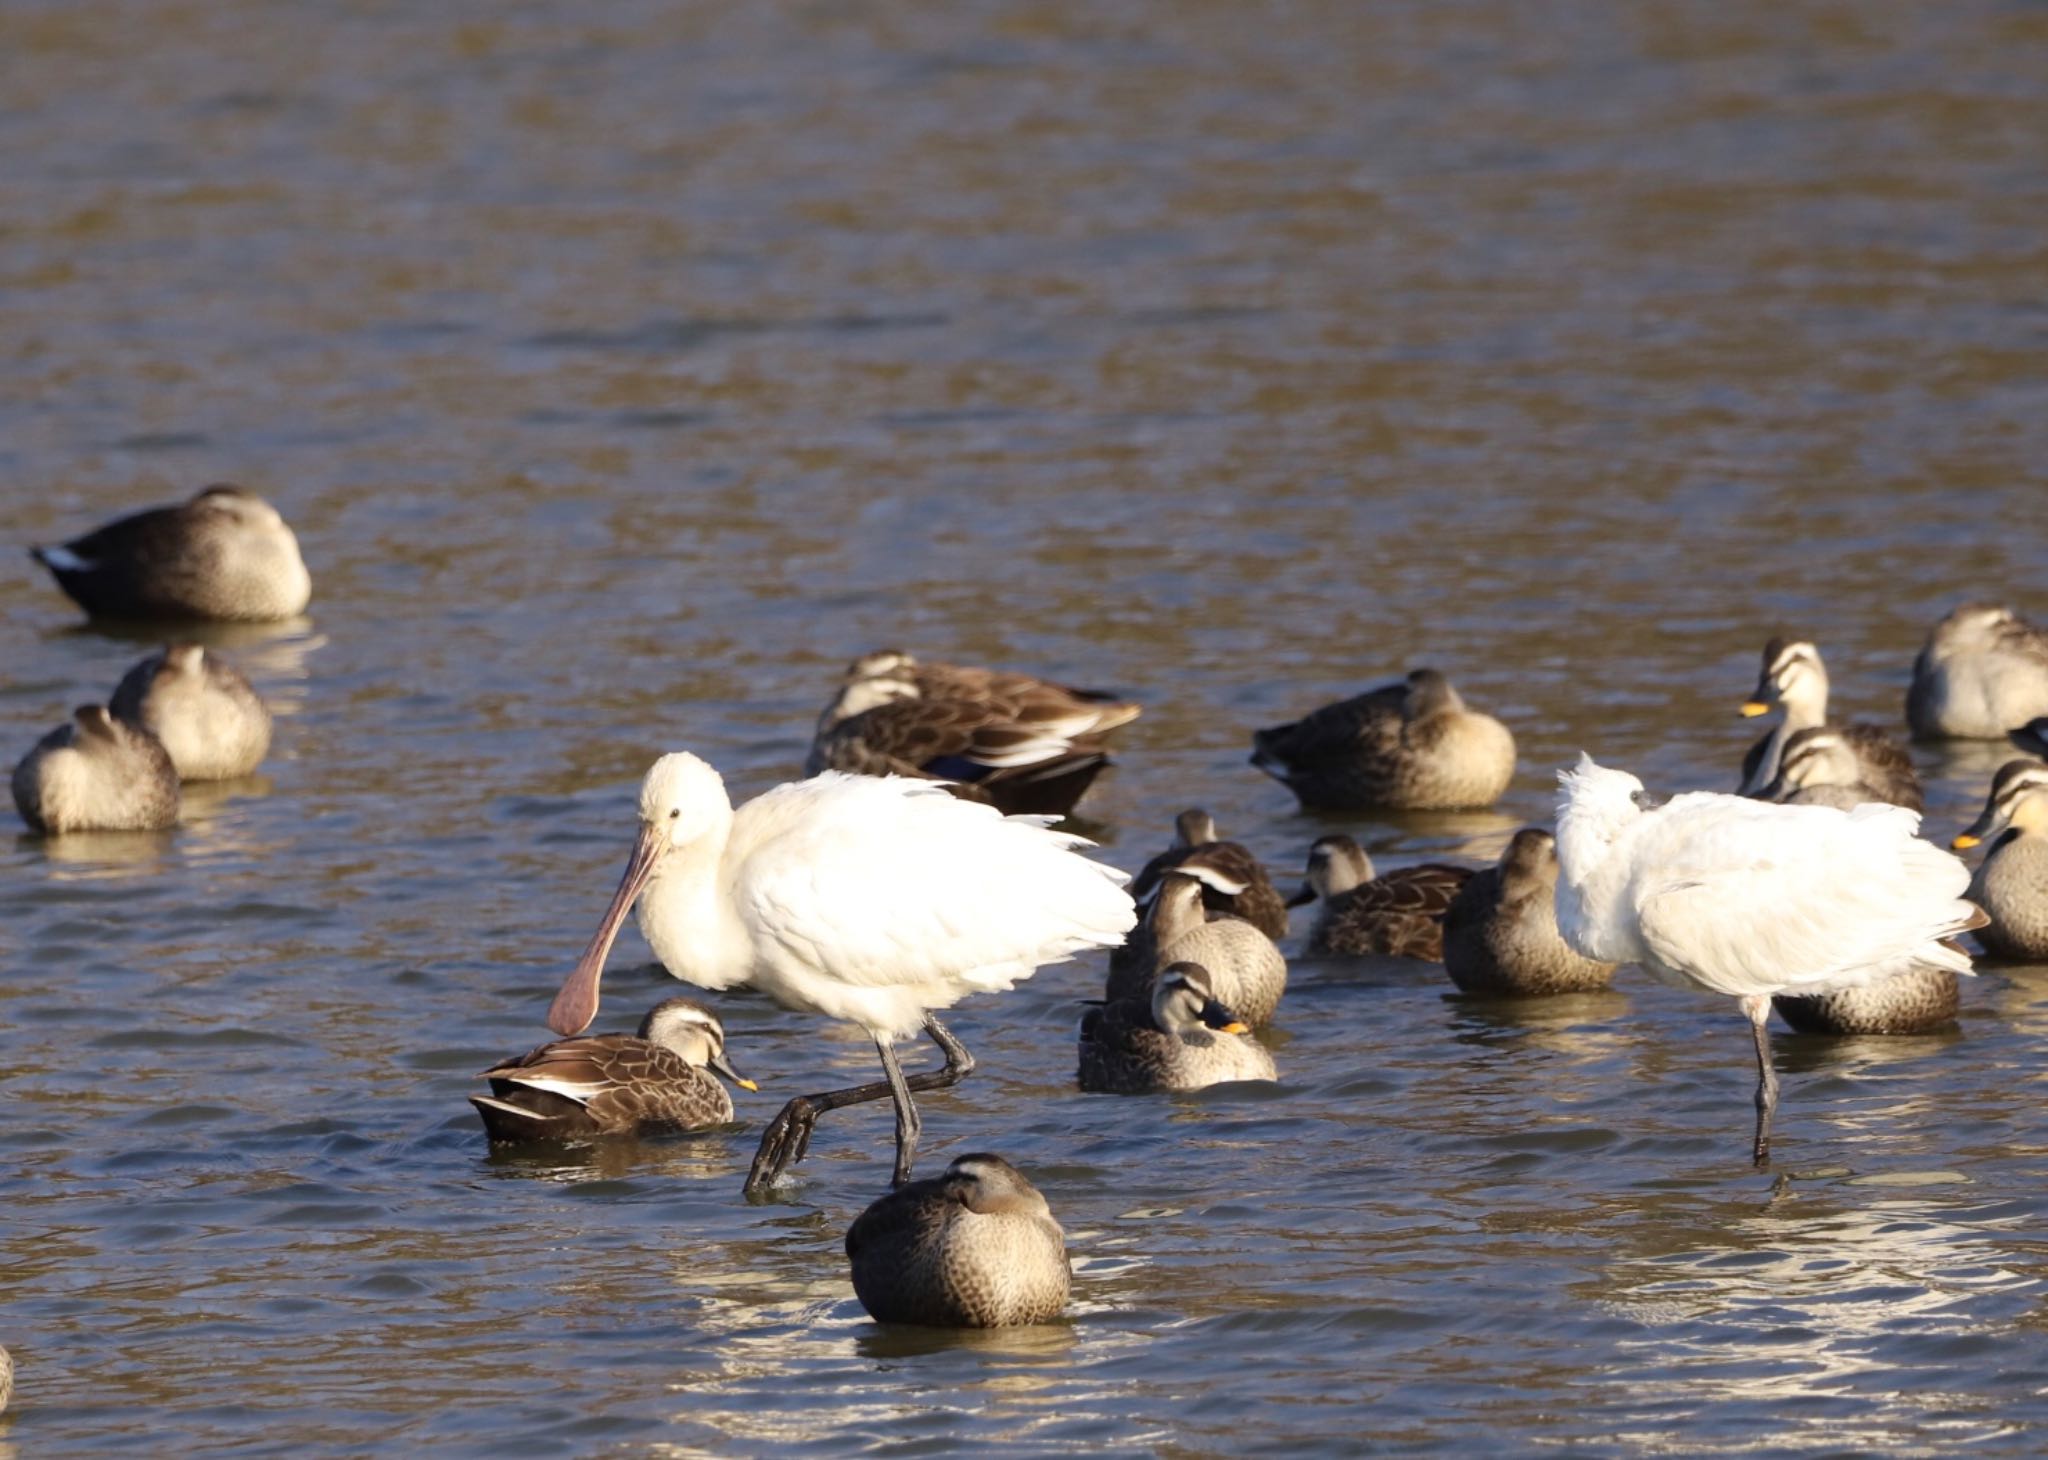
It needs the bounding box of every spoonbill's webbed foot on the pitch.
[746,1095,820,1195]
[738,1014,980,1198]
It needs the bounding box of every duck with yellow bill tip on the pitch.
[1736,636,1918,806]
[1077,962,1276,1094]
[1952,759,2048,962]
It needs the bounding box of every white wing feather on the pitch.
[726,774,1134,1032]
[1625,794,1975,998]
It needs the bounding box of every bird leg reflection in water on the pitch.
[1741,994,1780,1164]
[746,1015,975,1195]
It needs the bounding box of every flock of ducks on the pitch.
[14,485,2048,1334]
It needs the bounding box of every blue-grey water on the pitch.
[4,1,2048,1454]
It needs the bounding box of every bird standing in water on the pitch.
[547,754,1134,1195]
[1553,755,1980,1163]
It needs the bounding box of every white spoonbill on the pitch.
[1553,754,1982,1162]
[546,753,1135,1195]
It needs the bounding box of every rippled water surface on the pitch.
[4,1,2048,1454]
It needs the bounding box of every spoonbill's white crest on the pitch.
[547,753,1134,1195]
[1553,754,1983,1162]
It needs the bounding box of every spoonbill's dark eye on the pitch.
[669,808,681,820]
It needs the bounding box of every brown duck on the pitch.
[471,997,755,1143]
[1128,809,1289,939]
[1251,668,1514,810]
[1288,835,1471,960]
[1736,637,1919,808]
[845,1152,1071,1328]
[31,483,312,622]
[1442,828,1617,995]
[798,663,1130,819]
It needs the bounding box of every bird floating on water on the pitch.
[472,997,756,1144]
[805,651,1140,817]
[1759,727,1919,813]
[1287,834,1471,960]
[31,483,312,623]
[1128,809,1289,939]
[1737,637,1920,807]
[1106,870,1288,1025]
[1441,828,1616,996]
[109,644,272,781]
[845,1152,1071,1328]
[846,650,1140,727]
[1078,962,1275,1094]
[806,673,1112,818]
[1251,668,1515,810]
[1553,754,1981,1162]
[12,706,179,834]
[546,755,1133,1195]
[1953,759,2048,963]
[1906,603,2048,741]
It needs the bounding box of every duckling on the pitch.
[1078,963,1276,1093]
[1128,809,1289,939]
[1737,637,1920,808]
[12,706,179,834]
[31,483,312,622]
[470,998,755,1143]
[1952,759,2048,962]
[0,1342,11,1414]
[845,650,1141,733]
[1906,602,2048,740]
[844,1152,1070,1328]
[1288,835,1472,960]
[1106,871,1287,1024]
[806,668,1118,817]
[1759,727,1915,811]
[1442,828,1617,995]
[1251,668,1515,810]
[108,643,272,781]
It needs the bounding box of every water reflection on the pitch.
[1593,1180,2033,1446]
[18,828,178,876]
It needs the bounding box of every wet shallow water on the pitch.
[4,0,2048,1454]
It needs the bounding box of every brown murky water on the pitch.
[3,1,2047,1453]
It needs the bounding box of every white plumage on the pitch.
[1554,754,1981,1161]
[547,753,1134,1193]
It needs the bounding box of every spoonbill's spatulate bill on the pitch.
[547,754,1134,1195]
[1553,754,1983,1163]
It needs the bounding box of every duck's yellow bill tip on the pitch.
[736,1078,760,1092]
[1738,702,1770,718]
[1951,834,1980,851]
[1221,1021,1250,1036]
